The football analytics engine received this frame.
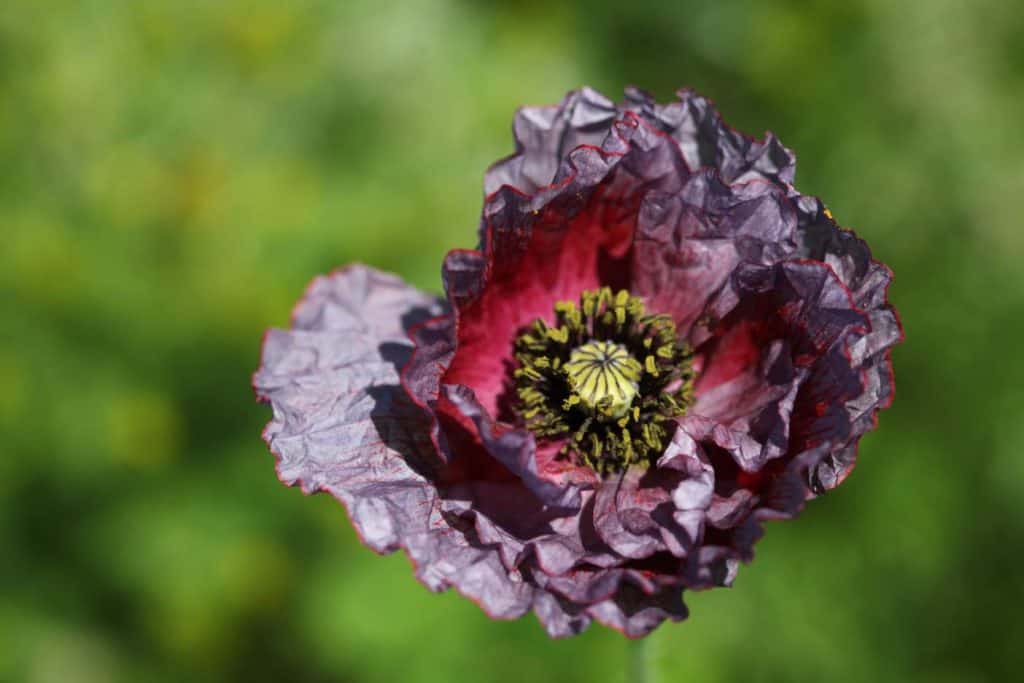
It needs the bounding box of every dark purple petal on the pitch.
[484,87,619,196]
[631,168,800,332]
[587,584,689,639]
[592,467,674,560]
[530,591,592,638]
[628,87,796,186]
[254,266,536,621]
[690,260,871,466]
[792,196,903,491]
[441,383,584,510]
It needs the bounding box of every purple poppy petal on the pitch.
[592,467,677,560]
[254,265,535,620]
[587,585,689,639]
[688,260,871,470]
[793,197,903,491]
[631,168,800,332]
[629,87,796,186]
[484,87,619,196]
[441,383,584,509]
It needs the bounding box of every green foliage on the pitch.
[2,0,1023,680]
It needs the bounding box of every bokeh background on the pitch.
[3,1,1023,681]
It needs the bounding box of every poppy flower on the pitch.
[254,86,902,638]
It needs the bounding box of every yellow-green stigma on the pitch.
[564,340,640,417]
[513,287,695,475]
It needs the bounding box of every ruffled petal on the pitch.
[593,466,678,560]
[441,384,584,509]
[484,87,620,196]
[690,261,870,471]
[793,197,904,491]
[254,266,536,619]
[631,167,800,334]
[625,86,796,187]
[587,585,689,639]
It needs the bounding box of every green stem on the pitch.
[628,638,649,683]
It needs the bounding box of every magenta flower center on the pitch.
[513,288,695,474]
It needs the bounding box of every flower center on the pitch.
[563,340,640,418]
[513,288,695,475]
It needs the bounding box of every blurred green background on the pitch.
[3,0,1023,681]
